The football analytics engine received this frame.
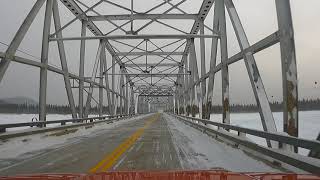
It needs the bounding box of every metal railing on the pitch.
[172,114,320,152]
[0,114,128,133]
[171,114,320,174]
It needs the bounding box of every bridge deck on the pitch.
[0,113,280,176]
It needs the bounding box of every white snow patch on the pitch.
[164,114,281,172]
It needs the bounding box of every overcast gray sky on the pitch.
[0,0,319,105]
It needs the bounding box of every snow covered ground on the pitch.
[164,114,282,172]
[209,111,320,142]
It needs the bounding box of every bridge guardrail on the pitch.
[171,114,320,174]
[171,114,320,154]
[0,114,128,133]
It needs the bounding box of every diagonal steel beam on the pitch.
[52,0,77,118]
[225,0,277,147]
[0,0,46,83]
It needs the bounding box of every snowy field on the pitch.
[208,111,320,155]
[208,111,320,140]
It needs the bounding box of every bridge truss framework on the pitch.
[0,0,298,150]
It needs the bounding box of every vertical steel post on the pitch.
[135,94,138,114]
[114,94,118,115]
[119,68,124,115]
[0,0,45,83]
[112,56,115,115]
[200,20,206,119]
[190,39,201,118]
[173,94,176,114]
[189,44,195,117]
[219,0,230,126]
[39,0,53,122]
[99,46,104,117]
[177,63,183,114]
[79,20,87,118]
[275,1,299,147]
[125,78,129,114]
[52,0,77,119]
[130,85,134,115]
[179,59,185,114]
[184,54,189,115]
[225,0,277,147]
[137,96,140,114]
[205,1,220,120]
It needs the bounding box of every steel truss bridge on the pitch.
[0,0,320,177]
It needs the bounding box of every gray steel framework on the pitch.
[0,0,314,155]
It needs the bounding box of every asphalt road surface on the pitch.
[0,113,279,176]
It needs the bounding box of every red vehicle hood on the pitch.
[0,170,319,180]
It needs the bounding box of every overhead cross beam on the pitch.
[50,34,219,41]
[116,52,185,56]
[88,14,197,21]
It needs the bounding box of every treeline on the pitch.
[212,98,320,113]
[0,103,112,114]
[179,98,320,114]
[1,98,320,114]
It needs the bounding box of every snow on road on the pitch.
[164,114,281,172]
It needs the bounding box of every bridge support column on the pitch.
[184,54,189,116]
[188,44,195,117]
[200,20,206,119]
[39,0,53,122]
[130,85,135,115]
[189,39,201,118]
[177,62,184,115]
[99,45,104,117]
[111,56,115,115]
[179,60,185,114]
[119,67,124,115]
[125,78,129,115]
[78,20,87,118]
[276,0,298,152]
[205,0,220,120]
[219,0,230,127]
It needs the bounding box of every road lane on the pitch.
[114,114,181,170]
[0,114,156,175]
[89,114,160,172]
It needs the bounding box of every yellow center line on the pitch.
[89,113,159,173]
